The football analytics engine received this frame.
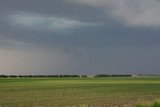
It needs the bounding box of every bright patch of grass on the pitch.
[136,101,160,107]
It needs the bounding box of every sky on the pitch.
[0,0,160,75]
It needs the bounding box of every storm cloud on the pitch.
[71,0,160,27]
[0,0,160,75]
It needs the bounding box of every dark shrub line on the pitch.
[0,74,132,78]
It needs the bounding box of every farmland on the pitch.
[0,77,160,107]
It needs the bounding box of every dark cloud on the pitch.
[0,0,160,74]
[0,0,107,22]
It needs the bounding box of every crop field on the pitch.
[0,77,160,107]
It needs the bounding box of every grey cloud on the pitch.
[71,0,160,27]
[1,46,160,75]
[8,12,97,33]
[0,0,160,75]
[0,47,80,75]
[0,0,106,22]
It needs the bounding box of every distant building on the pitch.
[87,75,94,78]
[132,75,139,77]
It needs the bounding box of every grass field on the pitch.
[0,77,160,107]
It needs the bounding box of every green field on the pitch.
[0,77,160,107]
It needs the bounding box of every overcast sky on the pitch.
[0,0,160,75]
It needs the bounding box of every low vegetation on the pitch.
[136,101,160,107]
[0,77,160,107]
[0,74,132,78]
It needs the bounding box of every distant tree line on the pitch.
[0,75,87,78]
[0,74,132,78]
[0,74,159,78]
